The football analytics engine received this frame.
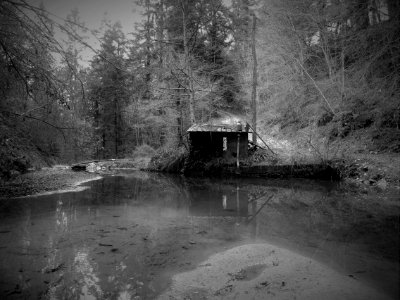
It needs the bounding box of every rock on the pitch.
[86,162,97,173]
[376,179,388,190]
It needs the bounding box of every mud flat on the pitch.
[0,166,101,198]
[159,243,392,300]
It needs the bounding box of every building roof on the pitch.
[187,117,252,133]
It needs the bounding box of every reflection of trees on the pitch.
[2,173,397,298]
[246,183,399,265]
[87,173,190,211]
[246,195,274,224]
[72,248,102,299]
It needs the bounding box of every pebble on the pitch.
[376,178,387,190]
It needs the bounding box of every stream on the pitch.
[0,171,399,299]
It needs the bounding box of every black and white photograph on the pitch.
[0,0,399,299]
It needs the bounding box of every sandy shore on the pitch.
[159,243,392,300]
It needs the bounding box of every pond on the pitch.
[0,172,398,299]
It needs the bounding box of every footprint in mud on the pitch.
[229,264,267,281]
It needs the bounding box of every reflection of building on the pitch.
[188,187,248,217]
[187,120,250,160]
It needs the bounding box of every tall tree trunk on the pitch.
[251,13,257,144]
[156,0,165,68]
[114,98,118,157]
[341,37,345,101]
[94,98,100,158]
[181,0,196,125]
[102,131,106,159]
[176,95,183,145]
[144,0,152,100]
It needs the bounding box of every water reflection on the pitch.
[0,172,398,299]
[188,184,248,217]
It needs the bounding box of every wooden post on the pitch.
[252,199,257,239]
[237,133,240,169]
[236,185,240,224]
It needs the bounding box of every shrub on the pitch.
[131,144,156,159]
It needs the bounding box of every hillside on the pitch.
[242,0,400,186]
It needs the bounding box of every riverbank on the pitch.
[147,151,400,190]
[0,157,153,198]
[0,166,101,199]
[159,243,392,300]
[1,150,399,199]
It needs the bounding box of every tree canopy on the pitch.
[0,0,398,172]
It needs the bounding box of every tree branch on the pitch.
[4,111,76,141]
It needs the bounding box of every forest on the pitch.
[0,0,399,179]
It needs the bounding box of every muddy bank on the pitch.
[0,166,100,198]
[146,151,400,191]
[71,158,146,172]
[159,243,391,300]
[0,158,148,199]
[147,154,341,181]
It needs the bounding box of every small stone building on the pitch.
[187,121,250,160]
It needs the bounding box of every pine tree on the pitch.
[88,22,130,158]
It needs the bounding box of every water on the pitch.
[0,171,398,299]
